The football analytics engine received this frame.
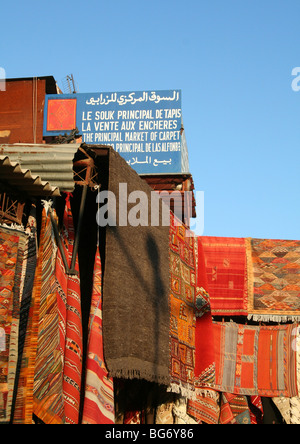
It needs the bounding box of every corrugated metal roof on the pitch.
[0,143,80,196]
[0,156,60,196]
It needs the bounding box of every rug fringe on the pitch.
[248,313,300,323]
[167,382,196,400]
[41,199,53,214]
[195,388,219,400]
[0,223,25,232]
[109,368,170,386]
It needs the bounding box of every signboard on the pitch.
[43,90,189,174]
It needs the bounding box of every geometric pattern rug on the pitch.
[81,247,115,424]
[219,393,251,424]
[246,238,300,322]
[0,225,28,423]
[169,213,196,399]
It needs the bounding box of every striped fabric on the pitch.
[0,225,28,423]
[82,247,115,424]
[12,207,38,423]
[33,209,65,424]
[219,393,251,424]
[13,209,49,423]
[187,390,220,424]
[55,196,83,424]
[214,321,298,397]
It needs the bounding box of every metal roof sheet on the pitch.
[0,143,80,196]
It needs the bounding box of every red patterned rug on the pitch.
[169,213,196,399]
[201,236,248,316]
[214,321,298,398]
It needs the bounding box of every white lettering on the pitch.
[291,67,300,92]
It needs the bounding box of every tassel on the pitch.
[41,199,53,214]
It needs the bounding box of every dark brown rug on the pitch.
[102,148,170,386]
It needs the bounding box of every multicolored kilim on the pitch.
[13,209,49,423]
[201,237,248,316]
[246,238,300,321]
[187,390,220,424]
[55,196,83,424]
[12,207,38,424]
[249,395,264,424]
[214,321,298,397]
[33,209,65,424]
[219,393,251,424]
[82,247,115,424]
[0,225,28,423]
[169,213,196,399]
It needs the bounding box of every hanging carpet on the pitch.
[193,237,215,393]
[0,225,29,423]
[32,207,65,424]
[219,392,251,424]
[214,321,298,398]
[82,246,114,424]
[55,196,83,424]
[246,237,300,322]
[11,206,38,423]
[200,236,248,317]
[187,390,220,424]
[13,208,50,424]
[102,148,170,385]
[168,213,196,399]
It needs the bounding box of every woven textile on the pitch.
[272,326,300,424]
[194,314,215,392]
[219,393,251,424]
[102,148,170,385]
[13,210,50,423]
[33,209,65,424]
[124,411,142,424]
[0,225,28,423]
[55,197,83,424]
[82,247,114,424]
[155,402,174,424]
[195,238,211,317]
[12,207,37,413]
[214,321,298,397]
[187,390,220,424]
[201,237,248,316]
[246,238,300,322]
[249,395,264,424]
[12,208,38,424]
[193,238,215,392]
[172,397,198,424]
[169,212,196,399]
[272,396,300,424]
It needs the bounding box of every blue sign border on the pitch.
[43,89,185,174]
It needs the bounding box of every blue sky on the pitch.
[1,0,300,240]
